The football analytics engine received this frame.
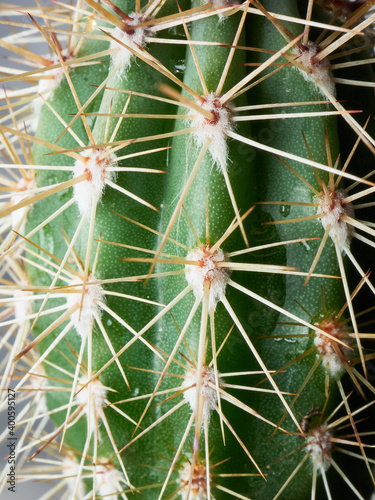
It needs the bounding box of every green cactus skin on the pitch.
[150,6,261,497]
[26,0,191,489]
[1,1,375,499]
[244,4,344,498]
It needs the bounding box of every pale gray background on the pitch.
[1,1,65,498]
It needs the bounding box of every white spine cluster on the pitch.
[110,14,152,72]
[206,0,231,5]
[318,189,354,250]
[204,0,239,19]
[35,48,71,117]
[179,459,208,500]
[191,93,233,168]
[293,42,335,96]
[314,320,350,375]
[96,463,125,500]
[75,375,107,433]
[182,366,220,419]
[185,245,230,310]
[315,336,344,375]
[306,424,332,470]
[63,455,85,498]
[65,275,104,339]
[73,149,117,215]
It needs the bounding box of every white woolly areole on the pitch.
[314,319,350,375]
[110,14,152,71]
[65,275,104,339]
[38,49,71,96]
[35,48,71,117]
[292,42,335,96]
[204,0,239,19]
[63,455,85,498]
[75,375,107,432]
[14,280,31,327]
[205,0,231,5]
[191,93,233,168]
[182,366,220,420]
[96,463,125,500]
[11,176,35,231]
[179,459,209,500]
[73,148,117,215]
[307,424,332,470]
[318,188,354,250]
[185,245,229,310]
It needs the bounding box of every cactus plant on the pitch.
[1,1,375,499]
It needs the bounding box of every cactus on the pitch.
[1,1,375,499]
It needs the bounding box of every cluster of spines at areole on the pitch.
[0,0,375,499]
